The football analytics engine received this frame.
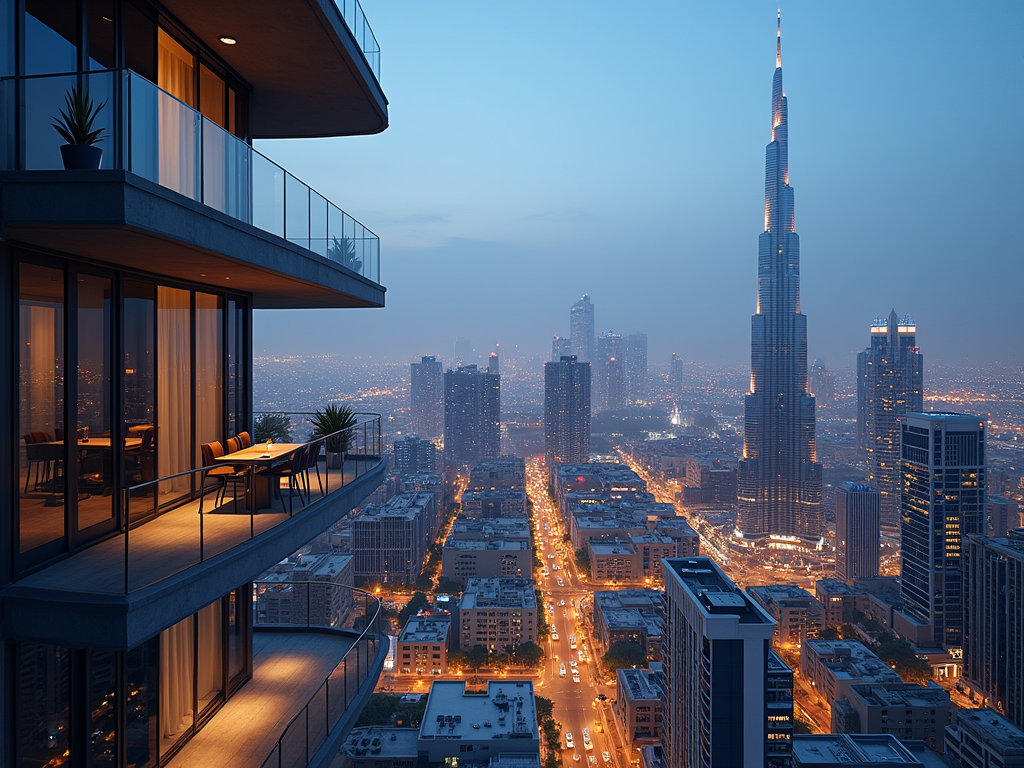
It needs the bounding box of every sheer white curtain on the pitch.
[194,293,222,466]
[157,29,197,199]
[157,287,191,497]
[160,615,194,742]
[197,601,224,709]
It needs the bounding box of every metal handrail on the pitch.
[119,415,383,594]
[254,581,384,768]
[331,0,382,82]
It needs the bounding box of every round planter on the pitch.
[60,144,103,170]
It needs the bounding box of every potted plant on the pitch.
[310,404,356,469]
[52,86,107,170]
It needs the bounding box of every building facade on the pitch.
[444,365,500,467]
[396,616,450,676]
[570,294,595,363]
[898,413,987,649]
[737,15,823,548]
[615,668,664,747]
[393,434,437,477]
[411,355,444,440]
[353,493,434,586]
[857,311,924,533]
[748,585,825,648]
[458,578,538,652]
[624,332,648,404]
[594,331,625,412]
[945,708,1024,768]
[544,355,591,466]
[836,483,881,581]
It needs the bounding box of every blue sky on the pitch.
[254,1,1024,372]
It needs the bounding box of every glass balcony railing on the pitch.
[333,0,381,82]
[253,581,384,768]
[0,69,380,283]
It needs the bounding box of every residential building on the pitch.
[836,483,881,581]
[353,493,434,586]
[767,649,795,768]
[801,640,903,705]
[397,473,446,538]
[748,585,825,648]
[461,488,527,518]
[458,578,537,652]
[441,538,533,586]
[897,413,987,648]
[551,334,572,362]
[570,294,595,363]
[256,553,355,627]
[544,355,592,465]
[593,590,665,659]
[680,454,738,507]
[669,353,684,398]
[662,557,777,768]
[552,462,646,514]
[341,727,420,768]
[857,311,924,533]
[594,330,625,412]
[468,457,526,490]
[447,516,531,543]
[791,734,936,767]
[615,668,664,747]
[393,433,437,477]
[411,355,444,439]
[815,579,867,627]
[397,616,451,675]
[444,365,500,467]
[737,14,823,549]
[945,708,1024,768]
[989,495,1020,537]
[834,682,952,753]
[963,529,1024,730]
[587,533,683,585]
[624,332,649,404]
[0,1,388,764]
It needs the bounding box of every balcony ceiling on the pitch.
[163,0,387,138]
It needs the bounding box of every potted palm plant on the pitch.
[52,86,107,170]
[310,404,356,469]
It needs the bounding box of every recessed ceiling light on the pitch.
[219,36,237,45]
[102,15,113,22]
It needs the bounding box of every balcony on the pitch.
[170,582,386,768]
[3,415,386,650]
[0,69,383,308]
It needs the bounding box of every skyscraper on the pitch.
[963,529,1024,731]
[662,557,776,768]
[624,332,648,404]
[544,356,591,465]
[857,311,924,533]
[551,335,572,362]
[809,359,834,410]
[737,13,823,547]
[670,353,684,399]
[444,364,500,467]
[393,433,438,477]
[898,413,987,649]
[835,482,881,581]
[570,294,595,363]
[595,331,625,412]
[411,355,444,439]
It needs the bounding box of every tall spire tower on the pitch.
[738,13,823,547]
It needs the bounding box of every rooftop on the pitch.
[792,734,923,765]
[665,558,772,625]
[449,517,532,540]
[461,578,537,611]
[804,641,904,684]
[594,590,665,614]
[849,683,951,710]
[590,541,635,556]
[342,727,418,759]
[444,539,530,552]
[617,668,662,702]
[748,584,822,606]
[399,617,451,644]
[816,579,864,596]
[420,681,538,742]
[952,708,1024,752]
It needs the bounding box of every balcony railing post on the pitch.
[124,488,130,594]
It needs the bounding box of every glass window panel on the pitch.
[77,273,114,532]
[159,614,195,757]
[157,29,194,106]
[16,643,69,768]
[0,0,13,77]
[25,0,77,76]
[124,1,155,82]
[87,0,116,70]
[89,650,118,767]
[123,280,156,520]
[194,293,222,466]
[156,286,192,505]
[197,600,224,714]
[19,262,66,554]
[227,586,250,684]
[199,64,226,128]
[127,637,159,768]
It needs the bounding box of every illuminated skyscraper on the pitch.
[595,331,624,412]
[444,365,500,467]
[624,332,648,404]
[670,353,684,398]
[544,356,591,465]
[737,13,823,546]
[836,483,880,581]
[411,355,444,439]
[551,335,572,362]
[856,311,924,533]
[570,294,595,363]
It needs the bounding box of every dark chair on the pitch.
[237,431,252,449]
[200,441,247,511]
[264,448,308,515]
[139,427,156,484]
[23,431,57,493]
[303,440,325,498]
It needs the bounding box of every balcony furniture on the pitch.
[303,440,325,499]
[200,441,247,512]
[23,431,59,493]
[236,431,252,449]
[263,449,309,515]
[215,442,305,512]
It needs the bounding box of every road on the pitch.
[526,459,626,768]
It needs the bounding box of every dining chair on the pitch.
[237,431,252,449]
[200,441,246,512]
[264,448,308,515]
[303,440,324,498]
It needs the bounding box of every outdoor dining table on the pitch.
[214,442,305,511]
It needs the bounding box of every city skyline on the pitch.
[253,2,1024,369]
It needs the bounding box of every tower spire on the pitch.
[776,9,782,68]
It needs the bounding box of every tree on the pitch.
[254,413,291,443]
[414,574,435,591]
[818,627,840,641]
[328,235,363,274]
[398,592,429,626]
[574,547,591,572]
[516,641,546,669]
[436,578,464,595]
[535,695,555,722]
[467,644,489,673]
[491,653,510,672]
[872,634,931,683]
[447,649,469,672]
[356,693,400,726]
[601,641,647,673]
[793,718,813,735]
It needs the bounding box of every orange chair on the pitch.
[236,431,252,449]
[200,441,247,511]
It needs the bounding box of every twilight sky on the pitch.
[254,1,1024,373]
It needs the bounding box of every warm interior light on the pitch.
[219,36,237,45]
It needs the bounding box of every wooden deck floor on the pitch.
[15,463,368,594]
[168,630,356,768]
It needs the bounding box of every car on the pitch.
[573,754,581,762]
[547,553,555,559]
[588,756,597,765]
[602,752,611,763]
[559,663,566,677]
[569,635,577,649]
[570,660,578,668]
[582,728,590,742]
[559,600,566,606]
[552,632,560,641]
[597,693,608,701]
[565,733,574,748]
[557,577,564,586]
[552,564,560,570]
[572,672,580,683]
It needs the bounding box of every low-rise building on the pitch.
[458,578,538,651]
[469,457,526,490]
[461,488,528,518]
[256,553,355,626]
[593,589,665,660]
[615,668,664,747]
[791,734,936,767]
[748,585,825,648]
[801,640,904,706]
[945,708,1024,768]
[418,681,540,764]
[587,534,679,585]
[816,579,867,627]
[441,538,533,585]
[448,515,531,542]
[397,616,451,675]
[397,473,446,537]
[834,682,952,754]
[341,726,420,768]
[553,463,647,515]
[353,492,434,586]
[680,454,738,506]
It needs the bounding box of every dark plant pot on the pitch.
[326,452,342,470]
[60,144,102,170]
